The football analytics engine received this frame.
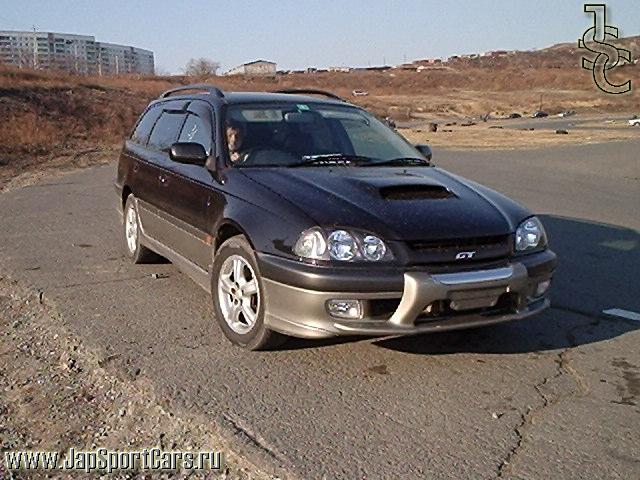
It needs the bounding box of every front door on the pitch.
[162,101,222,270]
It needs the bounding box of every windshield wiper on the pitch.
[289,153,372,167]
[368,157,431,167]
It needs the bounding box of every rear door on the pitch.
[119,103,163,211]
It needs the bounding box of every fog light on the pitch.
[535,280,551,296]
[326,299,362,319]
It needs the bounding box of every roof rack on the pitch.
[160,84,225,99]
[273,89,345,102]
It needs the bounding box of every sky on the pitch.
[0,0,639,73]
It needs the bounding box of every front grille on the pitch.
[408,234,508,251]
[406,234,512,265]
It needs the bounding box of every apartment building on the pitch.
[0,30,154,75]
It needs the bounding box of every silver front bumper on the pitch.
[263,263,551,339]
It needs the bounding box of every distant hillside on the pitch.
[443,35,640,69]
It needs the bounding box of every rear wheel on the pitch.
[211,235,285,350]
[123,194,156,263]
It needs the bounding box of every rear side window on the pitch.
[131,105,162,144]
[148,112,187,151]
[178,114,212,154]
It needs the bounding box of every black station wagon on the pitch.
[115,85,557,349]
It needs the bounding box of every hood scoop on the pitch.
[379,184,455,200]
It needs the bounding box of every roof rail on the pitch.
[273,89,345,102]
[160,84,225,99]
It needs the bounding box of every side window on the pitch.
[148,112,187,151]
[131,105,162,145]
[178,114,211,154]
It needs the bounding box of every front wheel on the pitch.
[211,235,285,350]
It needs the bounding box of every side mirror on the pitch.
[415,144,432,161]
[169,142,207,165]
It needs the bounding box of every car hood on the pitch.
[239,166,531,241]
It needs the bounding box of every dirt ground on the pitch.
[400,118,640,150]
[0,277,279,479]
[0,147,118,193]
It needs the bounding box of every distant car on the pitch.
[116,84,556,349]
[508,113,522,119]
[532,111,549,118]
[629,118,640,127]
[352,90,369,96]
[558,110,576,118]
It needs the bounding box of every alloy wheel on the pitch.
[217,255,260,334]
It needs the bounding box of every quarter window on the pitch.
[131,105,162,145]
[148,112,187,151]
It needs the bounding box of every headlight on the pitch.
[362,235,386,261]
[515,216,547,252]
[293,228,392,262]
[293,227,327,260]
[328,230,357,261]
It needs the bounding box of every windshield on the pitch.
[223,102,426,167]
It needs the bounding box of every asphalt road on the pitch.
[1,141,639,479]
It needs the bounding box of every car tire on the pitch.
[123,194,156,264]
[211,235,286,350]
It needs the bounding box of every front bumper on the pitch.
[258,251,556,339]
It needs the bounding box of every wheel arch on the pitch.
[214,220,255,253]
[122,185,133,208]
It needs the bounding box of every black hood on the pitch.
[239,166,531,241]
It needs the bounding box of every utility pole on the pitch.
[32,25,37,69]
[73,42,79,74]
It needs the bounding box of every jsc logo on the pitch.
[578,4,632,94]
